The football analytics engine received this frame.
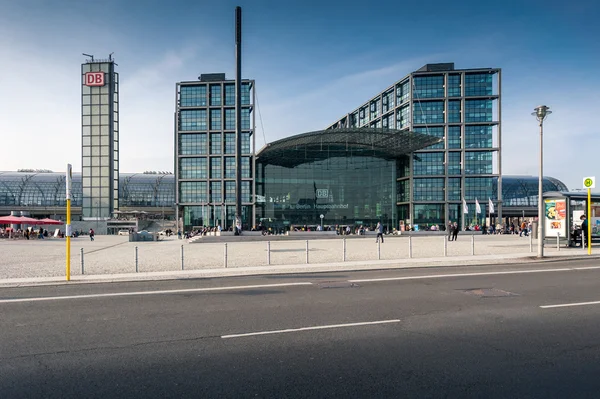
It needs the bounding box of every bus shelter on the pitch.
[543,191,600,247]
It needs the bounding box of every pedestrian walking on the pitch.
[452,222,459,241]
[89,228,95,241]
[376,222,384,243]
[447,221,453,241]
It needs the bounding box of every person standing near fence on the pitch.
[376,222,384,243]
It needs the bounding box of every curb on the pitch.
[1,253,598,289]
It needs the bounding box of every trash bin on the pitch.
[531,221,538,239]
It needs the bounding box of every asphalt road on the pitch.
[2,259,600,398]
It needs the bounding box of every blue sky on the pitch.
[0,0,598,190]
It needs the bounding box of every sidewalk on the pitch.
[1,250,597,288]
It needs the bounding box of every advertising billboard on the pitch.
[544,199,567,237]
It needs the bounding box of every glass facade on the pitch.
[81,60,119,219]
[326,64,501,228]
[257,156,396,230]
[176,77,255,231]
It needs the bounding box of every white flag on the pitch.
[475,198,481,214]
[462,198,468,214]
[488,198,494,214]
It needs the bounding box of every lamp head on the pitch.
[532,105,552,122]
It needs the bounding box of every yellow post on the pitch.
[66,198,71,280]
[588,188,592,255]
[66,164,72,281]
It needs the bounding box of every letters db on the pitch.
[85,72,105,87]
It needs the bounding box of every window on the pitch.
[465,73,493,96]
[370,100,380,120]
[413,101,444,125]
[242,157,251,178]
[225,109,235,130]
[413,75,444,99]
[224,133,236,154]
[465,177,496,200]
[447,152,461,175]
[465,99,493,122]
[242,132,251,154]
[242,181,250,202]
[447,126,461,149]
[224,84,235,106]
[179,158,207,179]
[210,133,221,154]
[396,105,410,129]
[396,80,410,105]
[414,127,444,150]
[465,125,493,148]
[242,82,251,105]
[447,178,461,200]
[225,181,236,203]
[382,89,394,112]
[210,84,221,106]
[397,180,410,202]
[180,85,207,107]
[179,110,207,131]
[210,181,222,203]
[225,157,236,178]
[465,151,493,174]
[210,157,221,178]
[179,134,207,155]
[413,152,444,176]
[210,109,221,130]
[180,181,207,203]
[448,75,461,97]
[448,100,461,123]
[413,178,445,201]
[242,108,251,129]
[359,106,368,126]
[413,204,444,226]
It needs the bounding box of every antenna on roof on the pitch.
[82,53,94,61]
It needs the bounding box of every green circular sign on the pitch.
[585,178,594,188]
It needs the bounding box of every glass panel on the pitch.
[465,125,493,148]
[179,133,207,155]
[448,74,461,97]
[413,178,445,201]
[179,110,207,131]
[210,109,221,130]
[210,157,222,179]
[413,152,444,176]
[180,85,207,107]
[413,127,444,150]
[210,84,221,106]
[465,151,493,174]
[447,178,461,201]
[465,73,493,96]
[447,126,461,149]
[179,157,208,179]
[413,204,444,227]
[413,101,444,125]
[210,133,222,154]
[464,100,493,122]
[413,75,444,99]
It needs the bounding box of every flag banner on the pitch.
[489,198,494,214]
[463,198,468,214]
[475,198,481,214]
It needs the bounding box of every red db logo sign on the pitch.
[85,72,105,87]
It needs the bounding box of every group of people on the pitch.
[446,222,460,241]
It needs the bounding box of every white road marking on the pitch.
[348,266,600,283]
[0,282,313,304]
[221,319,401,339]
[541,300,600,309]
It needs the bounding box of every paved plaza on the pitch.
[0,233,591,282]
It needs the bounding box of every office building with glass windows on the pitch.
[326,63,501,228]
[175,73,255,231]
[81,56,119,220]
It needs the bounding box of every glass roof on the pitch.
[256,128,442,167]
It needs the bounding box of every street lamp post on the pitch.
[532,105,552,258]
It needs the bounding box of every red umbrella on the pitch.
[39,218,64,225]
[0,215,27,224]
[0,216,41,225]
